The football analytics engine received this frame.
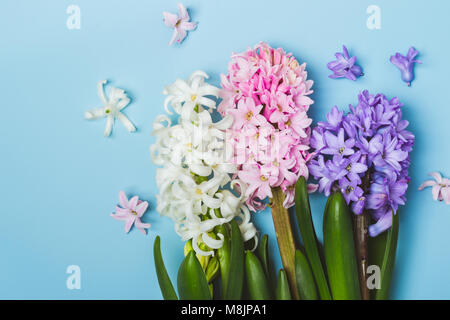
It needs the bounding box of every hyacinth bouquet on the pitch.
[150,43,414,300]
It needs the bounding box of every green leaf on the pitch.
[177,251,211,300]
[255,234,275,294]
[255,234,270,278]
[323,192,361,300]
[295,249,318,300]
[245,251,271,300]
[223,220,244,300]
[294,176,331,300]
[276,269,292,300]
[216,224,231,297]
[153,236,178,300]
[371,211,399,300]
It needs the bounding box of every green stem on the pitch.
[354,171,371,300]
[270,187,299,300]
[354,211,369,299]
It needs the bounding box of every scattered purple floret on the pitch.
[327,45,363,81]
[390,47,421,86]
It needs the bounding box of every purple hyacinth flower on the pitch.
[342,152,368,182]
[321,128,355,157]
[339,177,364,204]
[310,127,326,151]
[318,106,344,131]
[309,155,347,197]
[390,47,421,86]
[373,133,408,172]
[357,133,383,163]
[330,152,368,185]
[309,156,334,196]
[327,45,363,81]
[352,196,366,215]
[367,175,407,214]
[369,211,393,237]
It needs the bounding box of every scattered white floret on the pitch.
[85,80,136,137]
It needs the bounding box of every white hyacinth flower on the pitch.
[151,70,258,256]
[85,80,136,137]
[175,219,226,256]
[155,165,225,219]
[163,70,220,120]
[151,110,235,178]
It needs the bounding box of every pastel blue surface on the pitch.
[0,0,449,299]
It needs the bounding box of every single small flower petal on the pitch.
[134,219,151,235]
[110,212,128,220]
[418,180,436,190]
[432,184,443,201]
[84,107,105,120]
[168,28,179,46]
[104,116,114,137]
[429,172,443,184]
[116,112,136,132]
[128,196,139,210]
[307,183,319,193]
[119,191,129,208]
[369,211,393,237]
[135,201,149,216]
[162,11,178,27]
[442,187,450,205]
[202,232,224,250]
[124,216,136,233]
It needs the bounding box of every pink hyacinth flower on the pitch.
[163,3,197,46]
[238,164,274,200]
[220,42,315,210]
[111,191,151,234]
[418,172,450,205]
[227,98,267,130]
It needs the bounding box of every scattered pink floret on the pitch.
[163,3,197,46]
[418,172,450,205]
[111,191,151,234]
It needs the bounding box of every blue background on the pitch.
[0,0,449,299]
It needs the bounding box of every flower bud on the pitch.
[184,239,194,256]
[196,240,211,270]
[205,256,219,283]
